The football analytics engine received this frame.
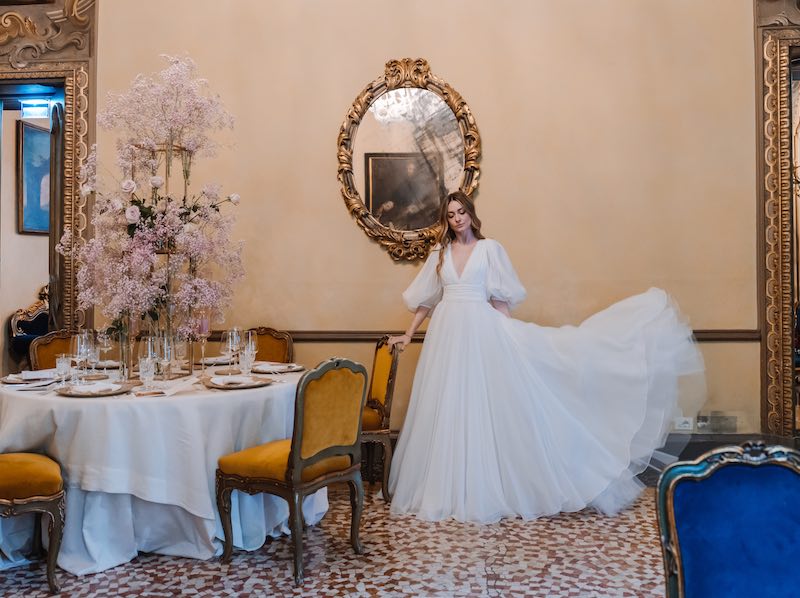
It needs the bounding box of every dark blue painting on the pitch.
[17,120,50,235]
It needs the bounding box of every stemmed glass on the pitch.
[157,334,173,380]
[96,330,113,370]
[71,331,91,384]
[196,310,211,375]
[138,357,156,391]
[220,328,241,375]
[55,353,71,388]
[240,330,257,376]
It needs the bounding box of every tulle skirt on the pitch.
[388,288,705,523]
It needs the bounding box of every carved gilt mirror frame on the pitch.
[0,0,95,331]
[337,58,481,261]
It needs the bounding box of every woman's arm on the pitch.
[388,305,431,350]
[490,298,511,317]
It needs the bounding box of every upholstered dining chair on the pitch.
[216,357,368,586]
[656,441,800,598]
[0,453,65,593]
[361,335,400,502]
[250,326,294,363]
[29,329,72,370]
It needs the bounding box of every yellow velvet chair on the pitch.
[0,453,65,593]
[361,335,400,501]
[29,329,71,371]
[250,326,294,363]
[216,357,368,585]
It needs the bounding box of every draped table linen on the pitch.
[0,372,327,574]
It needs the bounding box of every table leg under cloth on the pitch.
[0,486,327,574]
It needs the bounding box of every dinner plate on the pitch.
[0,375,28,385]
[252,363,305,374]
[56,381,140,398]
[202,375,273,390]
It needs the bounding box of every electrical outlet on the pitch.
[673,417,694,431]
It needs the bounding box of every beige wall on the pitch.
[0,111,50,374]
[96,0,760,431]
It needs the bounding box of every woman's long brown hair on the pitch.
[435,191,484,275]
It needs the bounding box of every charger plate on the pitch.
[56,381,141,398]
[252,363,305,374]
[201,375,273,390]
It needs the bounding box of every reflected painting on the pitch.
[17,120,50,235]
[365,152,444,231]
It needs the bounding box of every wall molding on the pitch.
[288,328,762,344]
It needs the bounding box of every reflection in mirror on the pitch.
[338,58,481,260]
[353,88,464,231]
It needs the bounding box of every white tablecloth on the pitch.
[0,373,328,574]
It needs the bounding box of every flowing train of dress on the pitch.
[387,239,705,523]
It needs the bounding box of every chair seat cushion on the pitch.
[0,453,63,500]
[218,439,351,483]
[362,406,383,431]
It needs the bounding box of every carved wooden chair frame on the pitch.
[29,329,72,370]
[0,490,65,593]
[361,335,400,501]
[216,357,368,585]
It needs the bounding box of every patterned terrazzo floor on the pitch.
[0,485,665,597]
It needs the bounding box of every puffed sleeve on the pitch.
[401,248,443,312]
[485,239,527,309]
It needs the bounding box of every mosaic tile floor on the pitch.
[0,486,665,597]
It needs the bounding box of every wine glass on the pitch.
[71,331,90,384]
[196,310,211,375]
[157,334,173,380]
[243,330,257,357]
[174,334,188,371]
[96,330,113,369]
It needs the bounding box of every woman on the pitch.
[387,191,705,523]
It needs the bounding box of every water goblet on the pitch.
[239,349,255,376]
[243,330,257,358]
[157,334,173,380]
[55,353,71,388]
[138,357,156,391]
[96,330,113,369]
[71,331,90,384]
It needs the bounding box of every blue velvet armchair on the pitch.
[656,441,800,597]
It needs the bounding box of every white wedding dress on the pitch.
[388,239,705,523]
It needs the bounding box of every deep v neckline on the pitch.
[449,240,481,280]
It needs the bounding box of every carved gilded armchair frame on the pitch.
[337,58,481,261]
[0,1,95,332]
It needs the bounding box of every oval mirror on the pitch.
[338,58,481,260]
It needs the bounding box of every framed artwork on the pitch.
[16,120,51,235]
[364,152,445,231]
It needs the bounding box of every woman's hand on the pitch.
[388,333,412,351]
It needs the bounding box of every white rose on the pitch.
[121,179,137,194]
[149,176,164,189]
[110,197,124,211]
[125,205,141,224]
[80,184,93,197]
[228,193,240,205]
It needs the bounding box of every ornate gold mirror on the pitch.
[337,58,481,260]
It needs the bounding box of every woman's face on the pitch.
[446,200,472,235]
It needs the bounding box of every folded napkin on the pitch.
[21,368,57,380]
[4,374,23,383]
[253,363,302,374]
[70,382,120,395]
[210,375,252,387]
[97,360,120,369]
[201,355,233,365]
[17,378,59,390]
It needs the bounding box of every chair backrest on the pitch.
[10,285,49,337]
[657,441,800,598]
[29,329,72,370]
[252,326,294,363]
[368,335,400,428]
[288,357,367,484]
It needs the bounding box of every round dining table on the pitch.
[0,371,328,575]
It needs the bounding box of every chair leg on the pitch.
[215,472,234,563]
[45,496,64,594]
[380,437,393,502]
[288,491,304,586]
[348,472,364,555]
[32,512,43,558]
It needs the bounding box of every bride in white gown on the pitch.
[387,191,705,523]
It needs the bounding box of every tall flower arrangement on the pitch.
[59,56,244,340]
